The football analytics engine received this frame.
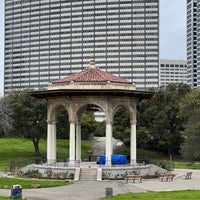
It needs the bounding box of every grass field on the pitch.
[174,162,200,169]
[1,138,200,171]
[0,177,72,189]
[0,197,10,200]
[0,138,91,171]
[0,177,72,200]
[102,190,200,200]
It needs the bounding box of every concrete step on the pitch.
[79,168,97,181]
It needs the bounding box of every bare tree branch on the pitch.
[0,97,13,135]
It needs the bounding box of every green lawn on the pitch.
[0,197,11,200]
[0,138,36,170]
[0,176,73,200]
[2,138,200,171]
[102,190,200,200]
[0,177,72,189]
[0,138,91,171]
[1,138,200,171]
[174,162,200,169]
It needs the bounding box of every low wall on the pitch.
[22,164,76,179]
[101,164,168,180]
[20,163,167,180]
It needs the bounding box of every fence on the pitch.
[2,156,176,174]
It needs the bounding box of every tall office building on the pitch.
[187,0,200,88]
[159,59,187,86]
[4,0,159,94]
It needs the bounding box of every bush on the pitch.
[25,169,42,178]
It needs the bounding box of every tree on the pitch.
[56,110,70,139]
[113,108,130,146]
[179,89,200,161]
[137,83,191,153]
[79,111,106,140]
[8,89,47,156]
[81,112,97,140]
[180,122,200,161]
[0,97,13,136]
[93,120,105,137]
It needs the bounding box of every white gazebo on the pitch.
[30,57,153,167]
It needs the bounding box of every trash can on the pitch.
[11,185,22,198]
[105,187,113,197]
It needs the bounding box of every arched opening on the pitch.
[47,104,70,165]
[76,103,106,162]
[56,109,69,140]
[113,107,130,155]
[80,104,105,140]
[47,103,104,165]
[112,103,137,165]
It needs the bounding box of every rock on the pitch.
[32,184,41,188]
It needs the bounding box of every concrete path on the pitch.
[0,180,146,200]
[1,169,200,200]
[92,137,120,156]
[138,169,200,192]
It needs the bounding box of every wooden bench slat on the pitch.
[160,173,175,182]
[125,175,143,183]
[185,172,192,180]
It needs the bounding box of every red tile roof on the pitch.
[52,57,132,84]
[53,68,131,84]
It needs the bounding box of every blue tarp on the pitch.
[99,154,127,165]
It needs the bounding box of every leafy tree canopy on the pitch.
[179,89,200,161]
[137,83,191,153]
[7,89,47,156]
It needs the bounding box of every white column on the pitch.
[47,122,52,165]
[130,121,137,165]
[76,122,81,162]
[105,120,113,166]
[47,121,56,165]
[51,122,57,163]
[69,121,76,166]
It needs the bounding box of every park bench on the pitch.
[125,175,143,183]
[160,173,175,182]
[184,172,192,179]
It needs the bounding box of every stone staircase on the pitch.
[79,168,97,181]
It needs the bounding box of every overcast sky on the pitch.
[0,0,187,96]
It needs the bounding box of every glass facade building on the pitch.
[4,0,159,94]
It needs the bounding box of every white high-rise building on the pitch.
[159,59,187,86]
[4,0,159,94]
[187,0,200,88]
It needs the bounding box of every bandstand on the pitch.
[30,57,153,167]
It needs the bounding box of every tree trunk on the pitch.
[32,137,41,156]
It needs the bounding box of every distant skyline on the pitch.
[0,0,187,96]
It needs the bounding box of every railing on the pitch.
[8,156,46,173]
[4,156,176,174]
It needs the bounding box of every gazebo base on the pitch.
[21,162,168,181]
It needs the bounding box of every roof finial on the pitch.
[89,55,96,69]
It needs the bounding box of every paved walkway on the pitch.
[1,169,200,200]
